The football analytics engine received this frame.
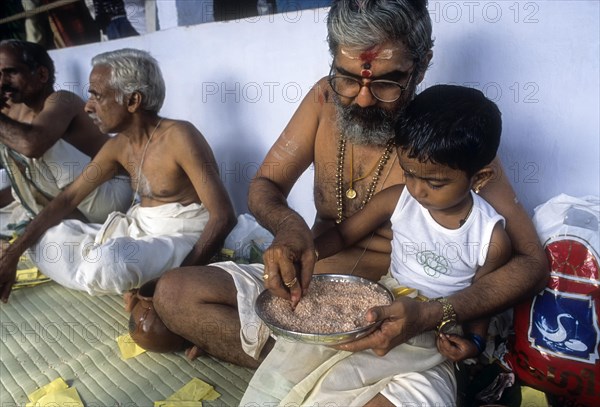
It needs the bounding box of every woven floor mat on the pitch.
[0,282,253,406]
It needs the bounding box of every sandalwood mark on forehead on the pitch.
[340,47,396,61]
[340,47,397,78]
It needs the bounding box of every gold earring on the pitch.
[474,185,481,194]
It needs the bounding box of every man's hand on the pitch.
[335,296,432,355]
[262,217,316,308]
[0,244,20,303]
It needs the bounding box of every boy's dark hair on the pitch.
[395,84,502,177]
[0,40,56,87]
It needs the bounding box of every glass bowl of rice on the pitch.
[255,274,394,345]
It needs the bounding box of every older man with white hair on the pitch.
[0,48,236,304]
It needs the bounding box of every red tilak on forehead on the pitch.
[360,48,377,78]
[359,49,379,64]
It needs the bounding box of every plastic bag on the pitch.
[223,213,273,263]
[507,194,600,406]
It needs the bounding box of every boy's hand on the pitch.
[436,333,479,362]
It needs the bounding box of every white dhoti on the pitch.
[241,334,455,406]
[28,202,209,295]
[213,261,272,359]
[0,140,132,235]
[213,262,457,405]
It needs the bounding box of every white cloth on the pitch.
[390,189,505,299]
[29,202,209,295]
[214,261,455,405]
[0,140,132,235]
[242,333,454,406]
[212,261,271,359]
[0,168,9,190]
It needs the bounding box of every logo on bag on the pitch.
[530,290,599,363]
[528,237,600,364]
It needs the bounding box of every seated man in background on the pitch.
[0,48,236,303]
[0,39,132,236]
[154,5,547,402]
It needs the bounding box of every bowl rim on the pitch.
[254,273,393,339]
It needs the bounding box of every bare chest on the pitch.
[125,145,188,201]
[313,129,404,222]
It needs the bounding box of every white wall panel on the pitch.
[49,2,599,222]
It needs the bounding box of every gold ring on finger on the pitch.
[283,277,297,288]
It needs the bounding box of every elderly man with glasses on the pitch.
[154,1,547,405]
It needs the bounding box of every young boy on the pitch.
[315,84,512,362]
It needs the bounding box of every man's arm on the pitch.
[174,123,236,266]
[0,139,122,302]
[339,161,548,354]
[451,160,548,314]
[0,187,13,207]
[248,83,323,305]
[0,91,106,158]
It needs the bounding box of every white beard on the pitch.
[333,95,401,147]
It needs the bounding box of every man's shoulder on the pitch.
[45,90,86,109]
[158,119,205,146]
[161,118,200,135]
[310,77,334,104]
[294,76,336,124]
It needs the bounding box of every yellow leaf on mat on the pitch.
[154,401,203,407]
[26,378,83,407]
[117,332,147,359]
[27,377,69,402]
[13,268,51,289]
[161,378,221,402]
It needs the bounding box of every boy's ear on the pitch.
[472,166,495,193]
[127,92,142,112]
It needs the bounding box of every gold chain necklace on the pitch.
[346,144,383,199]
[132,117,163,206]
[335,134,394,224]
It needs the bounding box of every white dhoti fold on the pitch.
[0,140,132,236]
[241,333,455,406]
[212,261,271,360]
[28,202,209,295]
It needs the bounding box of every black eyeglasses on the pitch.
[328,65,414,103]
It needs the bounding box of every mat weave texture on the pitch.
[1,282,253,406]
